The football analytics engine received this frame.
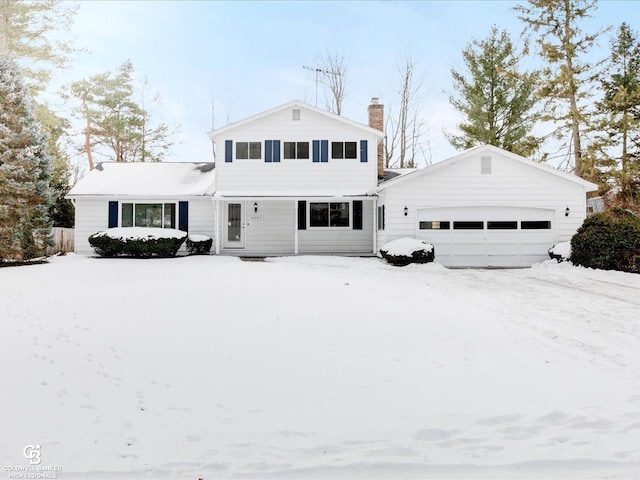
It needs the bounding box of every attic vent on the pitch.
[481,156,492,174]
[292,109,301,121]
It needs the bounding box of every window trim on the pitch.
[308,201,351,229]
[283,141,310,160]
[331,141,358,160]
[121,202,176,229]
[236,141,262,160]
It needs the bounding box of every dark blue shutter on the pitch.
[273,140,280,162]
[225,140,232,162]
[265,140,272,163]
[353,201,363,230]
[179,201,188,232]
[382,205,385,230]
[108,201,118,228]
[312,140,320,162]
[321,140,328,162]
[298,201,306,230]
[360,140,368,162]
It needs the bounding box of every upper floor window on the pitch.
[331,141,357,159]
[236,142,261,160]
[284,142,310,159]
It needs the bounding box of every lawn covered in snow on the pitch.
[1,254,639,479]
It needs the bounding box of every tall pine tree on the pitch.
[516,0,602,178]
[448,26,540,157]
[595,23,640,206]
[0,57,52,261]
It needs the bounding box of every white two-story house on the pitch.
[67,98,597,267]
[209,100,384,255]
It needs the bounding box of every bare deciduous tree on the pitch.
[385,54,427,168]
[318,50,348,115]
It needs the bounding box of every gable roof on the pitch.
[209,100,385,139]
[67,162,216,197]
[375,144,598,192]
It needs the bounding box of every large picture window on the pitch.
[236,142,261,159]
[310,202,350,227]
[122,203,176,228]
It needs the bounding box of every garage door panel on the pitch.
[417,206,555,267]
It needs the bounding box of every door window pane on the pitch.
[521,220,551,229]
[228,203,242,240]
[419,221,450,230]
[487,221,517,230]
[453,221,484,230]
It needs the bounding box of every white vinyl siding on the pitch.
[73,197,216,255]
[242,200,295,255]
[377,152,591,263]
[213,106,379,194]
[299,200,374,253]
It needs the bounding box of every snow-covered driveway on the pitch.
[1,255,639,479]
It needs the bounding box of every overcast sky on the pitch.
[56,0,640,168]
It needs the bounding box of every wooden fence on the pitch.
[46,227,74,255]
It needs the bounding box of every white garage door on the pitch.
[417,206,556,267]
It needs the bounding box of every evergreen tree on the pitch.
[66,61,174,168]
[0,57,52,261]
[594,23,640,206]
[0,0,77,93]
[448,26,540,157]
[516,0,602,178]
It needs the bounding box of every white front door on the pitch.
[223,202,245,249]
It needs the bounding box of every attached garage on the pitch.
[376,145,598,268]
[416,206,555,267]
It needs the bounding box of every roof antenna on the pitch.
[303,65,340,107]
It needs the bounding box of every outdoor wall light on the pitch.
[254,202,258,213]
[565,207,570,217]
[404,206,408,216]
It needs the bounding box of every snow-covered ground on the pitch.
[1,254,639,480]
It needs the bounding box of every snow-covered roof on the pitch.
[214,190,373,198]
[375,145,599,192]
[209,100,385,140]
[67,162,216,197]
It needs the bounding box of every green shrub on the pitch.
[570,207,640,273]
[186,235,213,255]
[89,229,187,258]
[379,238,435,266]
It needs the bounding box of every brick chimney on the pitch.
[368,97,384,179]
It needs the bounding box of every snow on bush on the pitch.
[548,241,571,263]
[186,234,213,255]
[379,238,435,266]
[89,227,187,258]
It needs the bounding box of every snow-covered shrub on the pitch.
[89,227,187,258]
[186,234,212,255]
[379,238,435,266]
[571,207,640,273]
[548,241,571,263]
